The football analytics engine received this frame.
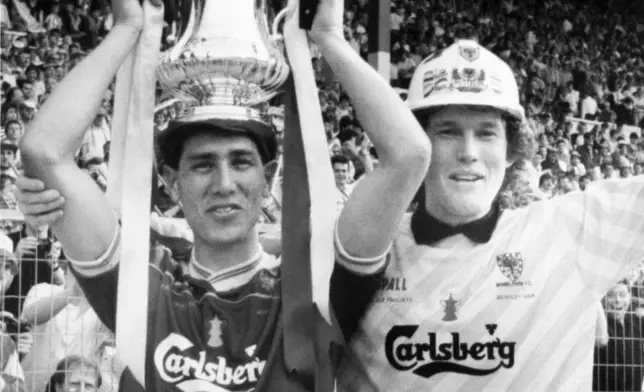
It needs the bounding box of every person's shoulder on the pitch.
[26,282,61,299]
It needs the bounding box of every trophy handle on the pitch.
[272,8,289,38]
[262,7,292,93]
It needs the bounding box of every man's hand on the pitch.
[307,0,344,44]
[14,176,65,229]
[112,0,145,30]
[16,332,32,357]
[14,237,38,259]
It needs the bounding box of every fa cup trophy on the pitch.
[156,0,290,120]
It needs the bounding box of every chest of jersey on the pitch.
[150,268,282,391]
[345,221,597,391]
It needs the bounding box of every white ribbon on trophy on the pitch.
[108,0,163,385]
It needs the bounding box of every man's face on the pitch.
[55,66,65,80]
[21,106,35,121]
[21,82,34,98]
[332,162,350,186]
[579,176,589,189]
[18,52,30,66]
[6,123,21,140]
[570,156,579,166]
[423,106,508,224]
[605,283,630,316]
[541,177,553,191]
[26,69,37,82]
[45,77,58,92]
[559,177,574,192]
[0,149,16,168]
[5,108,18,121]
[172,132,266,246]
[0,259,15,293]
[58,362,98,392]
[603,164,614,177]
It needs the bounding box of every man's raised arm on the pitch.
[19,1,144,263]
[311,1,431,264]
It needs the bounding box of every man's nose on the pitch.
[456,132,479,164]
[211,165,236,195]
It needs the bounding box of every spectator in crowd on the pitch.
[0,332,25,392]
[20,261,116,392]
[45,355,102,392]
[594,280,644,391]
[331,154,355,213]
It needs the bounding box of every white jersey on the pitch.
[338,177,644,392]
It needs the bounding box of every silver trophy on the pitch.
[156,0,290,121]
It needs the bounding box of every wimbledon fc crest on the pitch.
[496,253,524,283]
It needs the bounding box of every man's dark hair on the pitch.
[337,129,358,144]
[17,79,33,89]
[331,155,350,166]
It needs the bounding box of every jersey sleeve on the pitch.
[68,225,168,334]
[330,221,388,341]
[554,177,644,295]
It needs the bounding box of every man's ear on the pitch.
[263,159,280,186]
[262,159,280,199]
[162,164,180,203]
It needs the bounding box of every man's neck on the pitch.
[193,229,261,275]
[423,196,491,226]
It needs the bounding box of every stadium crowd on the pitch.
[0,0,643,390]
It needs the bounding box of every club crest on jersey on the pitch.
[496,253,524,284]
[440,293,460,321]
[385,325,516,379]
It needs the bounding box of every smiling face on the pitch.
[168,131,267,247]
[605,283,630,317]
[423,106,509,225]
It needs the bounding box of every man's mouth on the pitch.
[449,173,484,183]
[208,204,242,217]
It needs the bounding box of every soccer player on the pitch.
[16,0,430,391]
[335,40,644,391]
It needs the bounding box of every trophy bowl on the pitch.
[157,0,290,121]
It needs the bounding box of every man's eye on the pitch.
[438,129,458,136]
[233,159,253,169]
[192,162,213,171]
[479,130,498,138]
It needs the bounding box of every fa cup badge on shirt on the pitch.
[440,292,461,321]
[496,253,524,283]
[207,316,224,348]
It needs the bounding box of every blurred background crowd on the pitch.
[0,0,643,390]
